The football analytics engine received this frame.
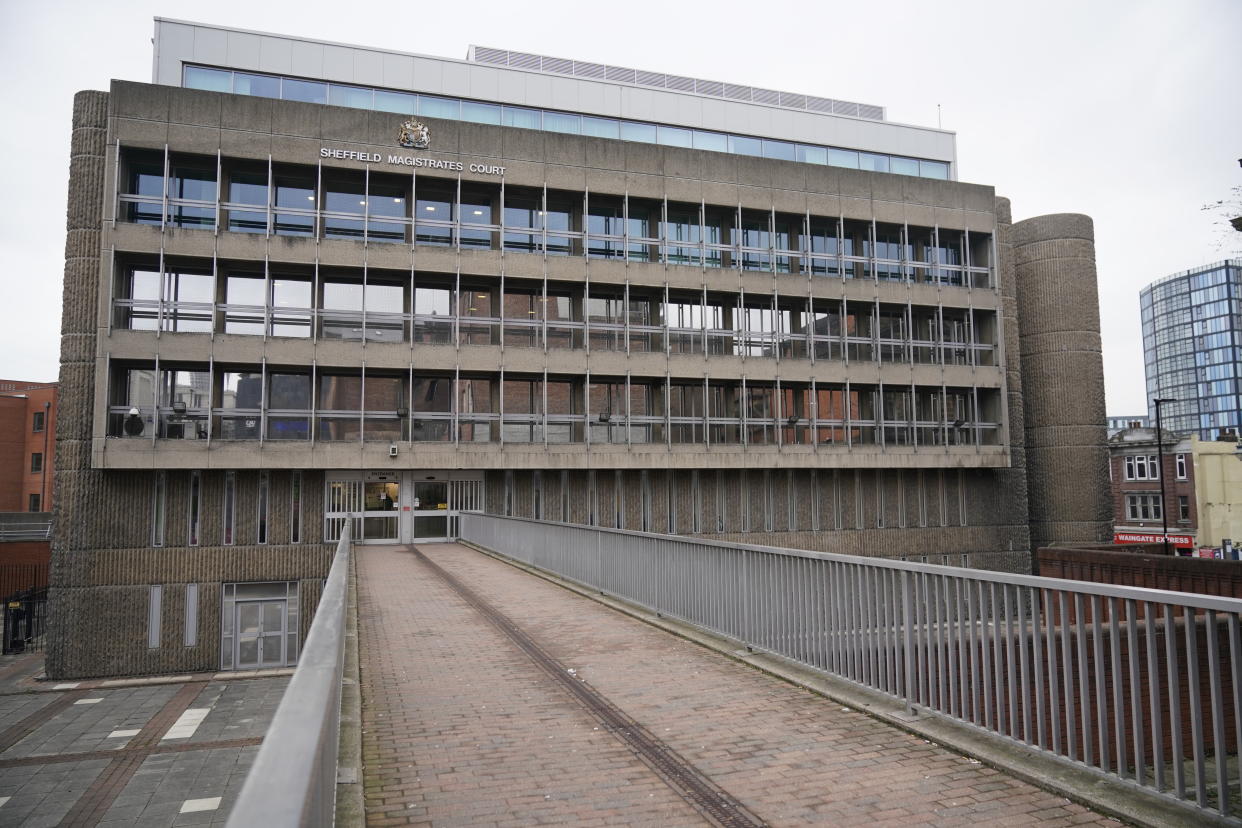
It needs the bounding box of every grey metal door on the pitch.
[234,599,286,669]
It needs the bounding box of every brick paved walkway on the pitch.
[356,543,1115,827]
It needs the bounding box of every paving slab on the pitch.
[0,665,284,827]
[357,542,1117,826]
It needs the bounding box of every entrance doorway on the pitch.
[235,598,286,669]
[220,581,300,671]
[325,471,483,543]
[411,480,449,542]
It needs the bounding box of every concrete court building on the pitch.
[51,18,1111,678]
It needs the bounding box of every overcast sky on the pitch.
[1,0,1238,415]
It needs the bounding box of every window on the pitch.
[188,471,202,546]
[257,471,269,544]
[28,494,40,512]
[223,471,236,545]
[152,472,166,547]
[1124,454,1160,481]
[290,471,302,543]
[1176,454,1187,480]
[186,66,955,183]
[184,583,198,647]
[1178,495,1190,522]
[30,453,42,473]
[32,411,44,432]
[1125,494,1163,521]
[147,585,162,649]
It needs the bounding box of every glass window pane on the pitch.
[228,169,267,206]
[269,374,311,409]
[130,269,160,301]
[502,106,541,129]
[234,72,280,98]
[797,145,828,165]
[762,140,795,161]
[693,131,728,152]
[890,156,920,176]
[222,372,263,408]
[226,275,264,305]
[414,287,452,316]
[581,116,619,139]
[461,100,501,124]
[274,170,316,207]
[920,160,950,180]
[167,271,214,303]
[419,95,459,120]
[728,135,763,157]
[320,376,362,411]
[272,278,311,308]
[619,121,657,143]
[328,84,373,109]
[324,282,364,311]
[375,90,416,114]
[367,179,408,218]
[460,187,494,224]
[657,126,693,148]
[184,66,231,93]
[171,166,216,201]
[859,153,890,173]
[366,283,403,312]
[282,79,327,105]
[543,111,580,134]
[416,181,453,220]
[412,376,452,412]
[827,148,860,169]
[324,175,366,214]
[128,158,163,197]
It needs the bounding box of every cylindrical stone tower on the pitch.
[1012,213,1111,550]
[48,90,109,677]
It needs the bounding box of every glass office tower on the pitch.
[1141,260,1242,438]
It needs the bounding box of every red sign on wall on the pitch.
[1114,532,1194,548]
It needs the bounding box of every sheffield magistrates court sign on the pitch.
[318,118,506,176]
[319,147,505,176]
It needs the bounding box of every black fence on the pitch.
[3,587,47,655]
[0,564,48,600]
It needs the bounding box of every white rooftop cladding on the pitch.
[465,46,886,121]
[152,18,957,171]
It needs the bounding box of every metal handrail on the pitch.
[227,521,351,828]
[0,523,52,541]
[461,514,1242,822]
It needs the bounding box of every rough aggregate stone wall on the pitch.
[1012,214,1111,550]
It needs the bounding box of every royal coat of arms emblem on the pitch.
[398,119,431,150]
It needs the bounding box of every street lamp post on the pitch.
[1152,398,1177,556]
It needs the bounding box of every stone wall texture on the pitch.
[48,91,332,677]
[1012,214,1111,549]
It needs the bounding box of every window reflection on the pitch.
[184,65,954,182]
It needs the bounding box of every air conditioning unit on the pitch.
[388,443,399,458]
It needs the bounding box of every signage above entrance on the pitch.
[1114,531,1194,548]
[318,147,506,176]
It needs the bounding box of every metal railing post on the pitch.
[902,569,915,715]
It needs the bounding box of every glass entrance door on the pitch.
[411,480,449,541]
[234,599,286,669]
[363,480,400,542]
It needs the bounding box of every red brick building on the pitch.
[0,380,58,512]
[1107,426,1196,551]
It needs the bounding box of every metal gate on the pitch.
[3,587,48,655]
